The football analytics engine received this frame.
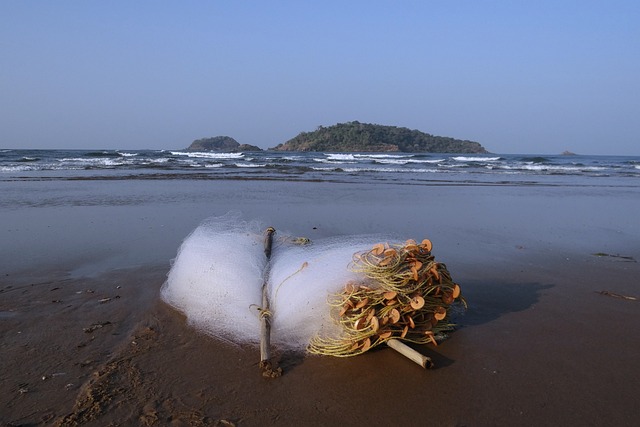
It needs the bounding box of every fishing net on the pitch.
[161,214,267,345]
[161,214,392,350]
[162,214,465,360]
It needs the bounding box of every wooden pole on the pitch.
[259,227,281,377]
[259,280,271,366]
[386,339,434,369]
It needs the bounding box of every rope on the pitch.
[308,239,466,357]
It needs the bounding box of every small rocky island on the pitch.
[187,122,489,153]
[185,136,261,152]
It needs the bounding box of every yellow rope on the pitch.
[250,304,273,320]
[273,261,309,302]
[308,239,465,357]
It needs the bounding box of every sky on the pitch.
[1,1,639,155]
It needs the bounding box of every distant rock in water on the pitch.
[269,121,488,153]
[561,150,577,156]
[186,136,262,152]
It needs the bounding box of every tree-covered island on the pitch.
[269,121,488,153]
[187,122,489,153]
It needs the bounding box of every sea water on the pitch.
[1,149,638,186]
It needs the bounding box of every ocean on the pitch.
[1,149,638,187]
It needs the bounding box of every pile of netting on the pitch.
[308,239,466,357]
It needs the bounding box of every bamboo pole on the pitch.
[259,280,271,366]
[386,339,434,369]
[259,227,281,377]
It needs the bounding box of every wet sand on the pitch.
[1,179,639,426]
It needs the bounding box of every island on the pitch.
[187,122,489,153]
[269,121,488,153]
[185,136,261,152]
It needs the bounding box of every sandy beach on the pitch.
[1,178,639,426]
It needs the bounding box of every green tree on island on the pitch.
[270,121,488,153]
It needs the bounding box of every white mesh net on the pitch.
[161,213,392,351]
[161,214,267,345]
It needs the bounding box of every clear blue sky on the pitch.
[1,1,638,154]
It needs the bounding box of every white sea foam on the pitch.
[175,159,199,167]
[325,153,356,161]
[373,158,446,165]
[370,159,411,165]
[343,167,440,173]
[310,166,441,173]
[452,156,502,162]
[354,153,414,159]
[161,214,391,351]
[235,163,265,168]
[117,151,138,157]
[439,163,468,169]
[313,158,358,164]
[58,157,126,167]
[171,151,244,159]
[1,165,33,172]
[500,164,607,172]
[323,153,418,163]
[142,157,170,164]
[310,166,342,171]
[59,157,96,162]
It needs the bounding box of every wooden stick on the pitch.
[259,227,281,377]
[263,226,275,259]
[386,338,434,369]
[259,280,271,367]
